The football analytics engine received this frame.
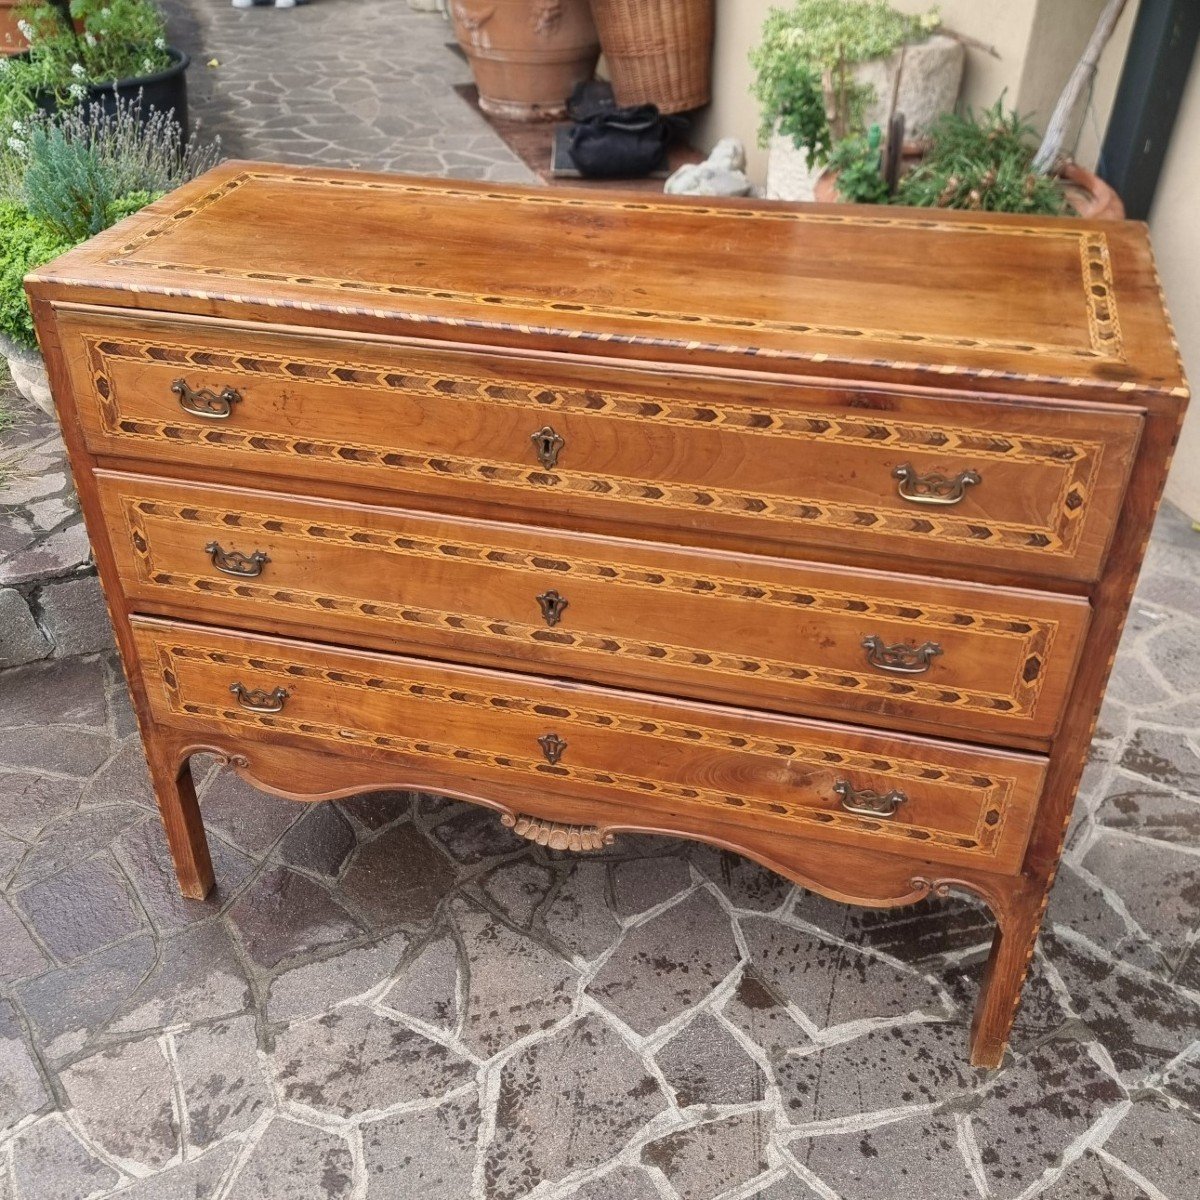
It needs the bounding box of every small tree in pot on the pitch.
[750,0,956,201]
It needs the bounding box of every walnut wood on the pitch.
[29,163,1186,399]
[129,614,1047,875]
[55,305,1141,584]
[27,165,1188,1068]
[95,470,1090,746]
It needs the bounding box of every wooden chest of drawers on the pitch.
[29,164,1188,1066]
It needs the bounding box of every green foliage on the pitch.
[0,198,73,348]
[750,0,939,161]
[7,102,219,239]
[895,100,1068,215]
[828,126,889,203]
[0,0,171,128]
[0,101,221,349]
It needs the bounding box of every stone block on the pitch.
[0,589,50,668]
[37,574,114,657]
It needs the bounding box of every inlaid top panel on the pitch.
[30,161,1187,399]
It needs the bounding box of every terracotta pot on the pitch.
[1060,161,1125,220]
[813,169,840,205]
[450,0,599,122]
[814,157,1125,220]
[1,0,28,56]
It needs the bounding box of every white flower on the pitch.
[85,31,97,46]
[154,36,166,50]
[16,18,32,37]
[68,83,86,100]
[141,57,153,73]
[70,62,86,78]
[6,136,25,153]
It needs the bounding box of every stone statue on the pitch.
[665,138,753,197]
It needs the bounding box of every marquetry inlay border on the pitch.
[122,496,1059,723]
[110,171,1125,365]
[87,335,1107,562]
[152,639,1029,861]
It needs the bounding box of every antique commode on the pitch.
[29,163,1187,1066]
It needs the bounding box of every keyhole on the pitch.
[530,425,565,470]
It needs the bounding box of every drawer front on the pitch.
[100,472,1090,744]
[60,307,1141,582]
[130,619,1046,875]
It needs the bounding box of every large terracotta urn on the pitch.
[451,0,599,121]
[2,0,29,56]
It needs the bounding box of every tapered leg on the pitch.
[145,741,214,900]
[969,893,1044,1068]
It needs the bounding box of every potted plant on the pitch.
[588,0,714,115]
[0,99,220,414]
[450,0,599,121]
[0,0,189,137]
[815,100,1124,218]
[2,0,30,55]
[750,0,961,201]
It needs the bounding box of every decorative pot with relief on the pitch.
[450,0,599,121]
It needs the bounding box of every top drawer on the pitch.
[55,306,1142,582]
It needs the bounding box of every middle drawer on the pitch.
[97,471,1089,745]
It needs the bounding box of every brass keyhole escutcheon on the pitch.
[536,590,569,627]
[531,425,565,470]
[538,732,567,765]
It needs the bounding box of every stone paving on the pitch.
[1,507,1199,1200]
[0,384,114,669]
[2,1,1200,1197]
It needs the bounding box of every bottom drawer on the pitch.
[129,618,1045,875]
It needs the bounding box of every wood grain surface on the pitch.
[27,164,1189,1068]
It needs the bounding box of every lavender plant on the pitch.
[0,100,220,347]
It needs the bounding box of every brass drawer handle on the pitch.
[531,425,565,470]
[205,541,269,578]
[834,780,908,818]
[538,732,567,764]
[536,590,569,627]
[862,635,943,675]
[172,378,241,420]
[229,682,288,713]
[892,463,980,506]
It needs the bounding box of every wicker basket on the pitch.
[589,0,714,114]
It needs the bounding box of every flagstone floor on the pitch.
[1,2,1199,1198]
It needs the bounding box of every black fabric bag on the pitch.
[567,104,682,179]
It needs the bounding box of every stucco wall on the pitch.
[1152,51,1200,520]
[695,0,1136,184]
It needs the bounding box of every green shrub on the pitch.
[895,100,1068,215]
[828,127,890,203]
[0,199,72,348]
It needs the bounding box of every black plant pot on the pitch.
[38,46,190,138]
